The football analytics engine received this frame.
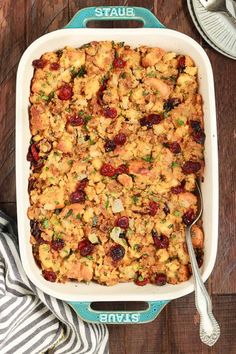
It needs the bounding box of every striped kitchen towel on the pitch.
[0,211,109,354]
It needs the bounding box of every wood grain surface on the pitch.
[0,0,235,353]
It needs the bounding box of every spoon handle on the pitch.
[186,227,220,346]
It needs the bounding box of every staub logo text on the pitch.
[95,7,135,17]
[99,313,140,323]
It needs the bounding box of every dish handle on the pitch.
[65,6,165,29]
[67,300,169,324]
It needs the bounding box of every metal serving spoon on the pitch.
[185,181,220,346]
[199,0,236,18]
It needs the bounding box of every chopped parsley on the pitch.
[174,210,181,216]
[142,155,154,163]
[89,138,95,145]
[105,196,109,210]
[77,65,86,77]
[41,219,49,229]
[84,115,92,124]
[147,71,156,78]
[152,196,158,202]
[71,65,86,78]
[120,72,126,79]
[172,162,179,168]
[65,209,73,219]
[133,244,140,251]
[168,224,174,229]
[86,255,93,260]
[67,160,73,166]
[142,90,149,96]
[177,119,185,126]
[101,75,108,85]
[76,213,81,220]
[39,90,54,102]
[132,195,139,204]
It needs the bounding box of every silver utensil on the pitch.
[226,0,236,18]
[185,181,220,346]
[199,0,236,18]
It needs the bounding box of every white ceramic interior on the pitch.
[16,28,218,302]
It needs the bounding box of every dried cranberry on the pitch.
[27,143,40,163]
[51,239,65,251]
[116,164,129,175]
[171,180,186,194]
[110,244,125,261]
[163,202,170,215]
[97,80,108,105]
[152,230,169,249]
[68,114,84,126]
[195,248,204,268]
[148,201,159,216]
[182,161,201,174]
[32,59,47,69]
[100,163,116,177]
[58,84,73,100]
[190,120,202,132]
[32,159,44,170]
[50,62,60,70]
[163,98,180,112]
[104,139,116,152]
[197,257,203,268]
[116,216,129,229]
[135,277,149,286]
[149,114,162,124]
[28,178,35,193]
[77,178,88,191]
[30,220,41,239]
[155,273,167,286]
[192,130,206,145]
[42,270,57,282]
[113,57,126,68]
[140,117,152,129]
[169,141,181,154]
[114,133,126,145]
[33,248,42,268]
[177,56,186,72]
[31,144,39,161]
[70,190,86,203]
[182,209,195,226]
[78,239,94,256]
[103,107,117,118]
[140,114,162,129]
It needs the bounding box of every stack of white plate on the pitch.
[187,0,236,59]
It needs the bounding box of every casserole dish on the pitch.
[16,6,218,324]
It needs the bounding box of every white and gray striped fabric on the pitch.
[0,212,109,354]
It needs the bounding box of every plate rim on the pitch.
[187,0,236,60]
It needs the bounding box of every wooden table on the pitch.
[1,0,235,352]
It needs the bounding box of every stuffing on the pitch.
[28,42,204,286]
